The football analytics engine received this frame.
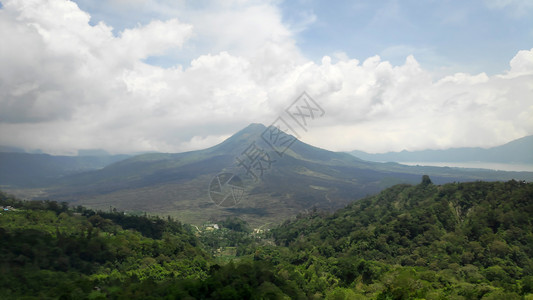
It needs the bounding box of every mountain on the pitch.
[0,145,26,153]
[77,149,111,156]
[3,124,533,226]
[350,135,533,164]
[0,153,130,187]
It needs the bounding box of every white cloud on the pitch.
[0,0,531,155]
[505,48,533,77]
[118,19,192,61]
[302,50,532,152]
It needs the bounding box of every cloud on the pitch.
[118,19,192,61]
[0,0,192,124]
[506,48,533,77]
[303,50,532,152]
[0,0,294,154]
[0,0,531,155]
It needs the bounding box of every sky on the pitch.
[0,0,532,155]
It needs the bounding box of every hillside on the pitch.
[0,153,129,187]
[0,191,211,299]
[350,135,533,164]
[4,124,533,227]
[268,179,533,299]
[1,179,532,299]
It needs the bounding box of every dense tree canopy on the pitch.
[1,179,532,299]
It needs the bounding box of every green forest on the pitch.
[1,178,532,299]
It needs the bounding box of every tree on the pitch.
[421,175,432,186]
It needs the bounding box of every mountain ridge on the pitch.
[350,135,533,164]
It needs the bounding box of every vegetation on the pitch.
[0,192,209,299]
[269,179,533,298]
[1,178,532,299]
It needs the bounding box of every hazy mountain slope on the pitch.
[0,153,130,187]
[0,145,26,153]
[350,135,533,163]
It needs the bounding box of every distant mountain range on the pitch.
[350,135,533,164]
[0,153,130,187]
[2,124,532,226]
